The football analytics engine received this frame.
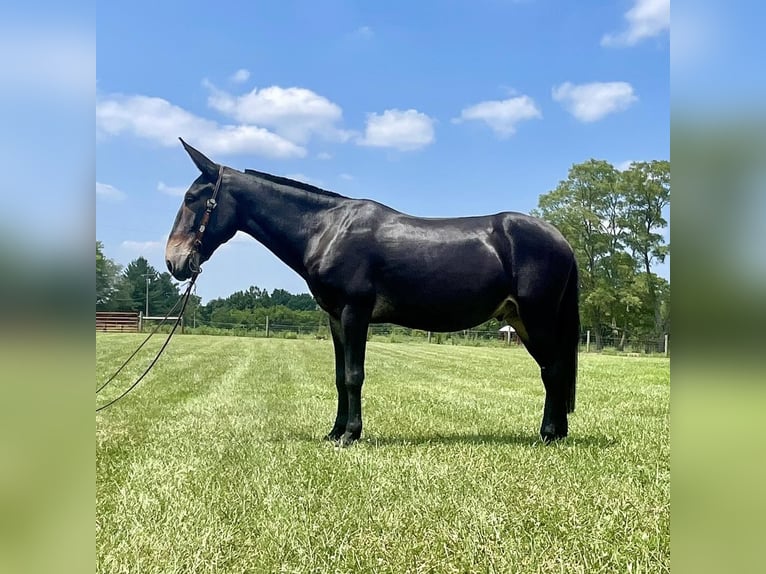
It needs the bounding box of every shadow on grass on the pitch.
[276,431,617,448]
[363,433,617,448]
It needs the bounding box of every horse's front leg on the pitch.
[325,316,347,441]
[337,304,371,447]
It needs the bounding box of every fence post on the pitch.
[427,331,432,343]
[139,311,143,332]
[664,334,669,357]
[265,316,270,338]
[586,330,590,353]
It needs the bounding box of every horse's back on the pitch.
[305,202,574,326]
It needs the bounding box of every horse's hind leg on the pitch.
[510,306,570,442]
[538,358,570,441]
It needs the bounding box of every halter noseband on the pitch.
[189,164,224,275]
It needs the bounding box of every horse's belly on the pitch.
[372,300,501,331]
[371,275,508,332]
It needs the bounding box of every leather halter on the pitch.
[189,164,224,275]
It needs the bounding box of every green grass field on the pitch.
[96,334,669,573]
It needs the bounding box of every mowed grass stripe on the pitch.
[97,337,330,572]
[364,343,543,442]
[97,335,669,573]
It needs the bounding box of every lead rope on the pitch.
[96,276,197,412]
[97,165,222,412]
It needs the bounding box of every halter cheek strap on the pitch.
[189,164,224,274]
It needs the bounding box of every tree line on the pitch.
[533,159,669,347]
[96,244,322,328]
[97,158,669,345]
[97,246,200,317]
[200,286,323,329]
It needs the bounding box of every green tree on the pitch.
[533,159,670,347]
[270,288,317,311]
[621,160,670,337]
[196,285,322,330]
[96,241,122,309]
[111,257,182,315]
[533,159,620,345]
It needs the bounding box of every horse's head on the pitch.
[165,139,239,280]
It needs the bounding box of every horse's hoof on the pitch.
[324,426,345,442]
[540,423,567,443]
[335,432,359,448]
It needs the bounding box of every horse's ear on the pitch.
[179,138,220,182]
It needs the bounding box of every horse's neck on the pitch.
[236,180,339,276]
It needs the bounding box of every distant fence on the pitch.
[582,331,669,356]
[170,318,669,356]
[96,311,140,333]
[142,315,184,333]
[180,320,520,344]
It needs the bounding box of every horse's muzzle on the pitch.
[165,255,193,281]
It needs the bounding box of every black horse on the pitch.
[166,140,580,445]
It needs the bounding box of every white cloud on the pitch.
[601,0,669,47]
[230,68,250,83]
[205,82,351,144]
[121,240,162,252]
[96,181,125,200]
[358,109,435,151]
[552,81,637,122]
[96,94,306,158]
[453,95,542,137]
[317,151,333,160]
[157,181,187,196]
[339,173,354,181]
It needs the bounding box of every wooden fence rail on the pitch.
[96,312,140,333]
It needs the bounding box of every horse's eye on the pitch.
[184,194,194,205]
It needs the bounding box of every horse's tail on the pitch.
[560,259,580,413]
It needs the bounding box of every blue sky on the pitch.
[96,0,669,303]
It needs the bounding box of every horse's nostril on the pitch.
[166,259,173,273]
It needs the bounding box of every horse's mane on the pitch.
[244,169,346,199]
